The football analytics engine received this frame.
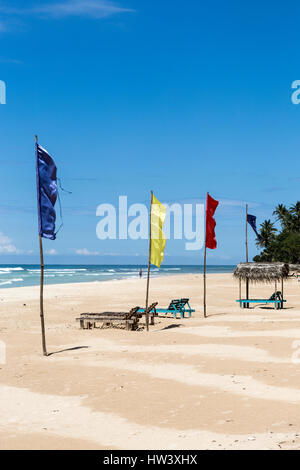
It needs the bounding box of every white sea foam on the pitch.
[28,269,87,273]
[85,273,113,276]
[0,278,23,286]
[118,271,140,275]
[46,268,87,272]
[0,267,24,273]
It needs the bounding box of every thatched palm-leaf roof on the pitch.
[289,264,300,273]
[233,262,289,283]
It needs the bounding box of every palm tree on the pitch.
[256,219,277,249]
[290,201,300,216]
[273,204,289,228]
[256,201,300,262]
[290,202,300,231]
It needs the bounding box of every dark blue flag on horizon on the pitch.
[247,214,261,241]
[36,143,58,240]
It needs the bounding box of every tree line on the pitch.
[254,202,300,263]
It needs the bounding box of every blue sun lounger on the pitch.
[236,291,286,310]
[178,298,195,317]
[139,299,195,319]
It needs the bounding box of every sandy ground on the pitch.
[1,272,300,450]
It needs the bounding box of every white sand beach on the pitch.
[1,272,300,450]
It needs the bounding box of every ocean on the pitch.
[0,265,235,288]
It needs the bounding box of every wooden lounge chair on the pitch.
[236,291,286,310]
[77,306,141,331]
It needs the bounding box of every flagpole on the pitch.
[245,204,249,307]
[246,204,249,262]
[39,235,47,356]
[145,191,153,332]
[36,135,47,356]
[203,193,208,318]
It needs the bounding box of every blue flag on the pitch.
[36,143,58,240]
[247,214,261,240]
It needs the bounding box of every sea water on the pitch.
[0,265,235,288]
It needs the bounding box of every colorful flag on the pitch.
[206,193,219,249]
[36,144,58,240]
[247,214,261,240]
[150,194,167,268]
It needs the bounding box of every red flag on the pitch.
[205,193,219,249]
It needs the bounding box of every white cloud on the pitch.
[0,1,134,19]
[0,232,19,254]
[76,248,100,255]
[45,248,58,255]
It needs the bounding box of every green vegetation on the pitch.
[253,202,300,263]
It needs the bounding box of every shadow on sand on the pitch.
[48,346,89,357]
[157,324,183,331]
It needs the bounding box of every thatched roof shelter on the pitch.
[289,264,300,273]
[233,262,289,283]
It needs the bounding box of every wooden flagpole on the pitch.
[36,135,47,356]
[145,191,153,332]
[203,193,208,318]
[245,204,249,307]
[39,235,47,356]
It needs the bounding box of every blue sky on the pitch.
[0,0,300,265]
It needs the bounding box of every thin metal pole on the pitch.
[203,193,208,318]
[145,191,153,331]
[281,277,284,309]
[36,135,47,356]
[245,204,249,307]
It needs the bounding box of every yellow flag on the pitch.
[150,194,167,268]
